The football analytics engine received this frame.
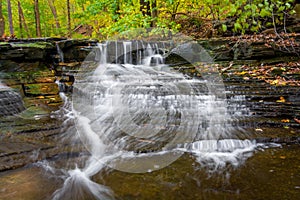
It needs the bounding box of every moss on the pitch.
[0,42,9,45]
[18,106,51,119]
[24,83,59,95]
[10,42,54,49]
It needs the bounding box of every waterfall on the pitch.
[136,41,140,65]
[51,40,269,199]
[0,82,25,116]
[56,43,64,63]
[97,42,107,64]
[72,40,255,172]
[123,41,132,64]
[115,41,118,64]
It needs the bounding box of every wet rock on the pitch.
[165,42,213,65]
[0,42,55,61]
[56,39,98,50]
[23,83,59,96]
[255,136,300,145]
[56,39,98,62]
[197,37,300,61]
[0,86,25,117]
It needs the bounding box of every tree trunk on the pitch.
[7,0,14,36]
[18,1,30,38]
[47,0,60,29]
[171,1,180,21]
[18,2,23,38]
[0,0,5,37]
[67,0,71,37]
[151,0,157,27]
[34,0,41,37]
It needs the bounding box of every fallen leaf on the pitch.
[281,119,290,123]
[271,80,279,85]
[276,96,286,103]
[294,118,300,124]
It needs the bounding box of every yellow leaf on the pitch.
[271,80,279,85]
[279,81,286,86]
[37,96,45,99]
[281,119,290,123]
[276,96,285,103]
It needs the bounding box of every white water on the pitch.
[115,41,118,64]
[49,41,278,199]
[123,41,132,64]
[0,79,8,89]
[97,42,107,64]
[56,42,64,63]
[0,81,25,117]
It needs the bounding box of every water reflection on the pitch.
[0,144,299,200]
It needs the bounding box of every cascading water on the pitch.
[49,40,276,199]
[143,43,164,66]
[123,41,132,64]
[0,81,25,117]
[97,43,107,64]
[56,42,65,63]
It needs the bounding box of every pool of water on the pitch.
[0,143,299,200]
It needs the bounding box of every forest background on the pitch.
[0,0,298,40]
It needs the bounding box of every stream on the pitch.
[0,39,299,200]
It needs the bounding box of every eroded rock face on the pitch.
[0,39,99,98]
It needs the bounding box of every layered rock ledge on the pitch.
[0,37,299,171]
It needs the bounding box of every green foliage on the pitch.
[222,24,227,32]
[199,0,295,34]
[0,0,296,39]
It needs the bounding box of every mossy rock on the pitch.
[18,106,51,119]
[10,42,54,49]
[23,83,59,96]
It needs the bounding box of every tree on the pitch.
[18,1,22,38]
[0,0,4,36]
[7,0,14,36]
[0,0,295,39]
[34,0,41,37]
[47,0,60,30]
[151,0,158,27]
[18,1,30,38]
[67,0,71,37]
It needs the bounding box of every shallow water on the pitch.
[0,143,299,200]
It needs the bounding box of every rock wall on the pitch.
[0,38,98,109]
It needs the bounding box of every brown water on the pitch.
[0,144,299,200]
